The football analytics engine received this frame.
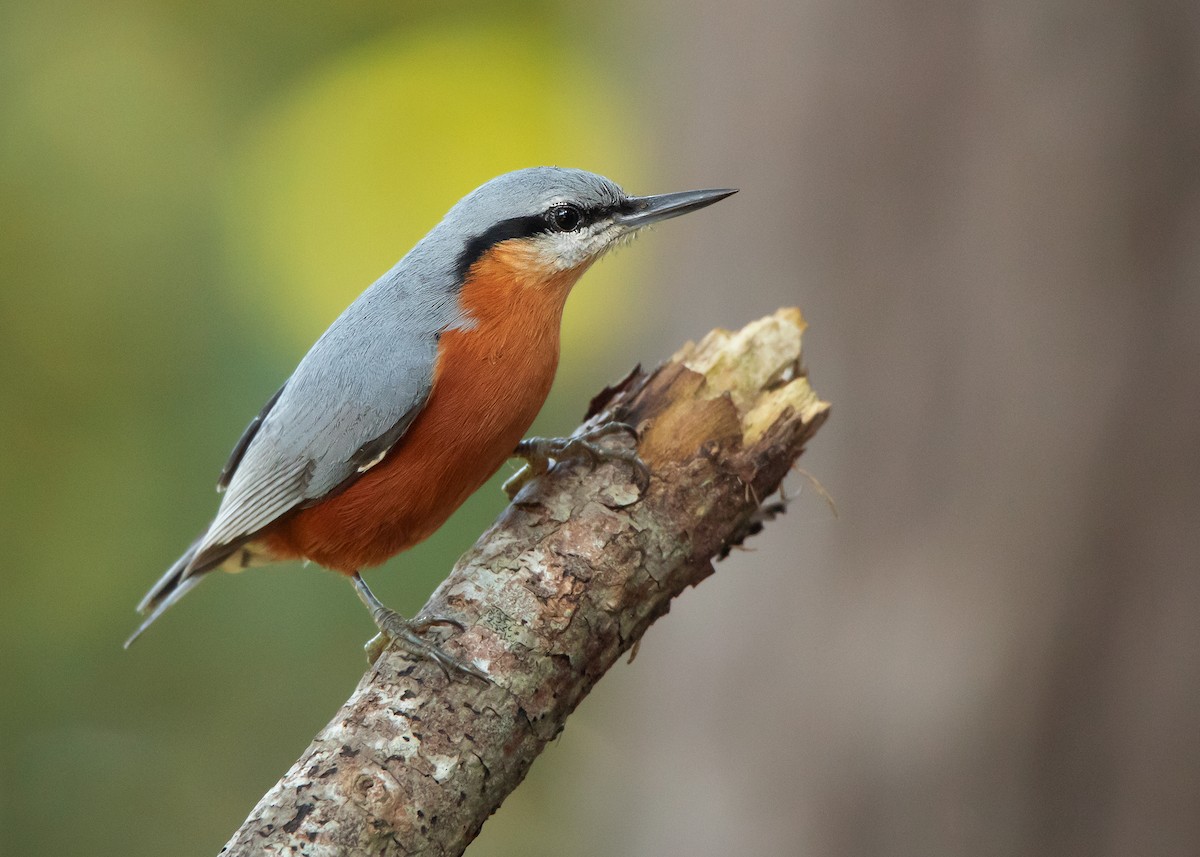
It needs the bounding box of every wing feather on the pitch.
[186,297,443,573]
[217,383,286,492]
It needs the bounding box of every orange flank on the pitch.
[260,241,592,572]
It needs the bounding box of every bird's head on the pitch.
[443,167,736,290]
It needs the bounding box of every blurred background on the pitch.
[2,1,1198,854]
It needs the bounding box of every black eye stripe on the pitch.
[454,201,631,279]
[571,200,636,228]
[455,214,546,279]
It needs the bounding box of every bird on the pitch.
[126,166,736,678]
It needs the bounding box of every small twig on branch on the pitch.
[220,308,829,856]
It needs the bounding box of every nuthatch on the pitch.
[127,167,735,677]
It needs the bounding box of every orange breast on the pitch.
[261,242,590,573]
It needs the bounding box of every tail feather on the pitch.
[125,537,209,648]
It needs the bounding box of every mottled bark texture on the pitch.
[220,308,828,856]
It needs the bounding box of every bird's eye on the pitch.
[547,204,583,232]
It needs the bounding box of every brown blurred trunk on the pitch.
[615,2,1200,854]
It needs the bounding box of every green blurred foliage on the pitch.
[0,2,646,853]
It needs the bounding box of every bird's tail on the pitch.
[124,536,208,648]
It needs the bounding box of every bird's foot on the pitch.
[503,422,649,499]
[363,611,487,681]
[353,573,487,681]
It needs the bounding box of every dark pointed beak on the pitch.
[615,187,738,229]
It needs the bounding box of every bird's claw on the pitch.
[352,573,486,681]
[364,609,487,682]
[410,614,467,634]
[504,421,649,499]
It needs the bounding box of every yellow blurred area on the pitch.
[224,19,646,351]
[0,5,652,855]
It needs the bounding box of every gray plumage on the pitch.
[127,168,627,644]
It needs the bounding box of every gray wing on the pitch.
[216,383,287,493]
[187,305,441,573]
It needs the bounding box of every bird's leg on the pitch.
[503,421,649,499]
[352,573,488,681]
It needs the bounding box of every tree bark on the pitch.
[219,308,828,856]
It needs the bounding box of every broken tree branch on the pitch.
[220,308,829,856]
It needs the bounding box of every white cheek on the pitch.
[531,226,619,270]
